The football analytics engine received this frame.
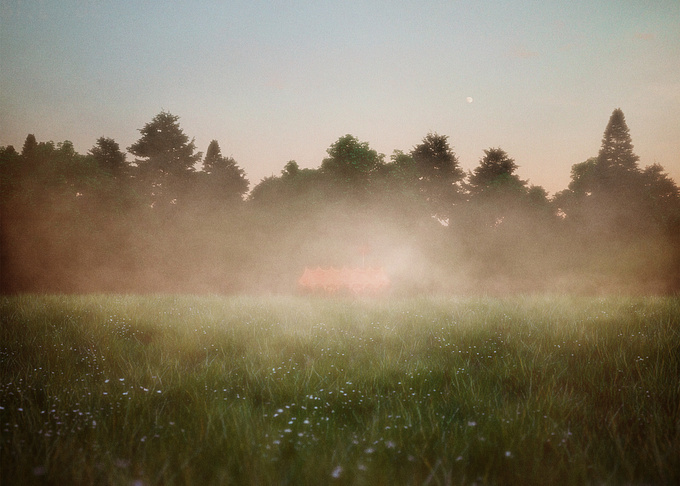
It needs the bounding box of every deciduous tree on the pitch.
[321,134,383,191]
[411,133,464,217]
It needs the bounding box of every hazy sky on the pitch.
[2,0,679,193]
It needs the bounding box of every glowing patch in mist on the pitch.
[298,267,390,294]
[466,97,474,103]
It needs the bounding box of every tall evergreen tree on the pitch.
[199,140,249,207]
[594,108,641,193]
[598,108,640,171]
[467,147,524,195]
[89,137,128,179]
[202,139,222,175]
[128,111,201,208]
[21,134,38,158]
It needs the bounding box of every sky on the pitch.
[1,0,679,194]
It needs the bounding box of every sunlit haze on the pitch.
[1,0,679,194]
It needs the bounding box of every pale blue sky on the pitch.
[2,0,679,193]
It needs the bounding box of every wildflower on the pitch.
[331,465,343,478]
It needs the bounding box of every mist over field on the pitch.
[1,110,678,296]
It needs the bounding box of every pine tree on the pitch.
[21,134,38,158]
[199,140,249,207]
[89,137,128,178]
[467,147,523,194]
[202,140,222,175]
[128,111,201,208]
[595,108,640,192]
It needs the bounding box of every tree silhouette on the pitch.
[467,147,524,195]
[21,134,38,158]
[557,109,647,233]
[2,106,680,294]
[412,133,464,184]
[89,137,128,179]
[128,111,201,208]
[198,140,249,207]
[596,108,640,184]
[591,109,642,204]
[321,134,383,192]
[411,133,464,217]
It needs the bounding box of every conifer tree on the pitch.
[594,108,640,192]
[89,137,128,179]
[128,111,201,208]
[199,140,249,207]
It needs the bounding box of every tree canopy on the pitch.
[2,108,679,295]
[411,133,464,217]
[467,147,524,195]
[320,134,384,190]
[196,140,249,207]
[128,111,201,208]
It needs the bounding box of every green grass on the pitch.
[1,295,679,485]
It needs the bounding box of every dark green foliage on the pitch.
[411,132,464,183]
[196,140,249,208]
[89,137,128,179]
[411,133,464,218]
[320,134,384,193]
[1,108,679,294]
[128,111,201,209]
[467,147,524,194]
[550,110,680,292]
[20,134,38,159]
[596,108,640,182]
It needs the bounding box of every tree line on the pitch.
[1,109,678,294]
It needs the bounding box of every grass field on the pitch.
[1,295,679,485]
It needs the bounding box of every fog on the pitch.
[2,119,678,297]
[1,178,677,297]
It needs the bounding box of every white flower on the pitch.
[331,465,343,478]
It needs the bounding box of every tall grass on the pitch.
[1,295,679,485]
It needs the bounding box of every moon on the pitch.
[466,97,474,103]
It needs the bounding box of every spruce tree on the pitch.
[128,111,201,208]
[199,140,249,207]
[595,108,640,192]
[89,137,127,178]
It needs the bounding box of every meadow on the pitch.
[1,294,679,485]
